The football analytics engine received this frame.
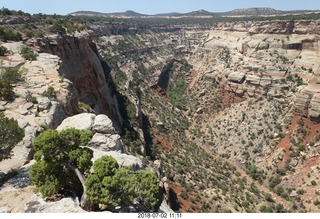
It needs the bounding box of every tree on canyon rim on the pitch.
[29,128,93,202]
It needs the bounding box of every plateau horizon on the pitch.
[0,0,320,15]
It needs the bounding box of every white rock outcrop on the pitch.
[89,148,144,171]
[93,114,116,134]
[57,113,96,131]
[25,197,86,213]
[158,201,174,213]
[36,101,66,129]
[88,133,123,152]
[57,113,125,153]
[228,72,245,83]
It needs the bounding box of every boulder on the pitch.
[290,191,298,197]
[0,162,34,192]
[156,122,165,129]
[57,113,96,131]
[259,77,272,87]
[158,201,174,213]
[37,97,52,111]
[92,114,116,134]
[22,103,34,111]
[56,79,79,115]
[154,160,163,180]
[244,84,256,96]
[15,109,29,116]
[25,197,86,213]
[22,126,37,149]
[35,117,51,129]
[196,108,203,114]
[48,101,66,129]
[1,42,24,53]
[35,101,66,129]
[0,207,11,213]
[89,148,144,171]
[18,119,29,129]
[228,72,246,83]
[246,75,260,85]
[256,41,269,50]
[88,133,124,152]
[309,93,320,118]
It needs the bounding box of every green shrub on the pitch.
[25,91,38,104]
[265,193,274,202]
[41,86,56,99]
[180,189,188,199]
[49,23,66,34]
[20,46,38,61]
[269,175,282,189]
[0,66,24,83]
[0,80,13,100]
[259,205,274,213]
[86,155,162,211]
[314,199,320,206]
[168,80,187,110]
[275,204,286,213]
[245,163,265,183]
[0,7,29,16]
[0,113,24,161]
[78,101,92,113]
[35,31,44,38]
[0,45,9,56]
[0,27,22,42]
[0,66,25,100]
[30,128,93,197]
[124,97,136,124]
[297,189,305,195]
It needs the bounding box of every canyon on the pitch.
[94,19,320,212]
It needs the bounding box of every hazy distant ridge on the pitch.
[70,7,319,18]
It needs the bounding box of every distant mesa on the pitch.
[69,7,319,18]
[69,10,215,18]
[184,9,214,17]
[222,7,282,16]
[69,10,147,18]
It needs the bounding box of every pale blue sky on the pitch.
[1,0,320,15]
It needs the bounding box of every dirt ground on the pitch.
[0,186,36,213]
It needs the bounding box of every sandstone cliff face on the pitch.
[185,22,320,120]
[294,85,320,119]
[212,20,320,35]
[36,32,123,128]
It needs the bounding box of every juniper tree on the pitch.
[30,128,93,200]
[85,155,162,212]
[0,113,24,161]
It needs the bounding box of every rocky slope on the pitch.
[0,42,67,173]
[185,21,320,211]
